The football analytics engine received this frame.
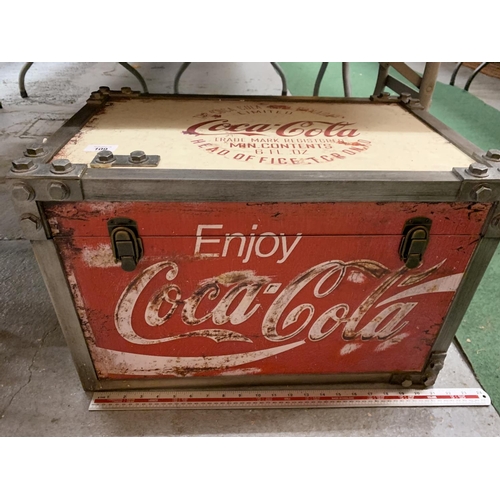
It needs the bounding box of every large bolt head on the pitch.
[50,159,74,174]
[485,149,500,161]
[472,185,493,202]
[48,181,70,200]
[468,162,489,178]
[25,144,45,157]
[11,157,36,172]
[20,214,41,232]
[129,150,147,163]
[12,182,35,202]
[97,150,115,163]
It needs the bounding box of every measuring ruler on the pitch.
[89,388,490,410]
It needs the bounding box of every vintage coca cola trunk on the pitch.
[8,89,500,391]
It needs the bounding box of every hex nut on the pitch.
[11,157,36,172]
[99,86,111,94]
[485,149,500,161]
[12,182,35,202]
[129,150,147,163]
[25,145,45,157]
[472,185,493,202]
[20,214,41,232]
[50,159,74,174]
[468,162,489,178]
[48,181,70,200]
[97,150,115,163]
[121,87,132,94]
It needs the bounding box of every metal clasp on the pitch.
[108,218,143,272]
[399,217,432,269]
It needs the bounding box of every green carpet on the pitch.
[279,62,500,411]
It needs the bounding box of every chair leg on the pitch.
[342,62,351,97]
[313,62,329,96]
[373,63,390,96]
[118,62,149,94]
[19,62,34,98]
[270,63,288,96]
[464,62,490,91]
[174,62,191,94]
[449,62,463,86]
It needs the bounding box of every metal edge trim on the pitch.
[431,236,499,353]
[31,240,100,391]
[81,169,461,202]
[406,107,484,159]
[95,372,397,391]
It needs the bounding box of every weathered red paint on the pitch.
[47,201,489,380]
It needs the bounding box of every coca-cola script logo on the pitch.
[113,258,461,372]
[182,103,372,166]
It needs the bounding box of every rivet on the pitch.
[20,213,41,232]
[485,149,500,162]
[97,150,115,163]
[48,181,70,200]
[50,159,75,174]
[471,185,493,202]
[467,162,489,178]
[24,144,45,157]
[11,157,36,173]
[12,182,35,202]
[129,150,147,163]
[402,379,413,388]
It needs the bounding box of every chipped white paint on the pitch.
[340,344,362,356]
[94,341,305,377]
[82,244,120,268]
[377,274,463,306]
[374,333,410,352]
[347,271,366,284]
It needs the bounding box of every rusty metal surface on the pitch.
[46,201,487,382]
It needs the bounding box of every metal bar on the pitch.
[174,62,191,94]
[270,62,288,96]
[313,62,329,96]
[31,239,100,391]
[432,236,499,352]
[82,169,461,203]
[342,62,351,97]
[450,62,463,86]
[419,63,440,110]
[373,63,390,95]
[385,76,419,99]
[19,62,34,98]
[408,107,484,159]
[464,62,490,91]
[96,371,395,391]
[37,100,107,163]
[118,62,149,94]
[389,62,422,88]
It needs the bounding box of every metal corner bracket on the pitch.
[390,352,447,388]
[6,160,87,240]
[453,165,500,203]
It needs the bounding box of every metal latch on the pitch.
[399,217,432,269]
[108,218,143,272]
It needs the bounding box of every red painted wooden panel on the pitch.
[45,201,490,238]
[53,219,480,380]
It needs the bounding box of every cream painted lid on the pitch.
[54,98,473,172]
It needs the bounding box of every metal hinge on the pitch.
[108,218,143,272]
[399,217,432,269]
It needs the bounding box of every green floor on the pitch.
[279,62,500,411]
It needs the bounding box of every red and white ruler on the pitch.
[89,387,490,410]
